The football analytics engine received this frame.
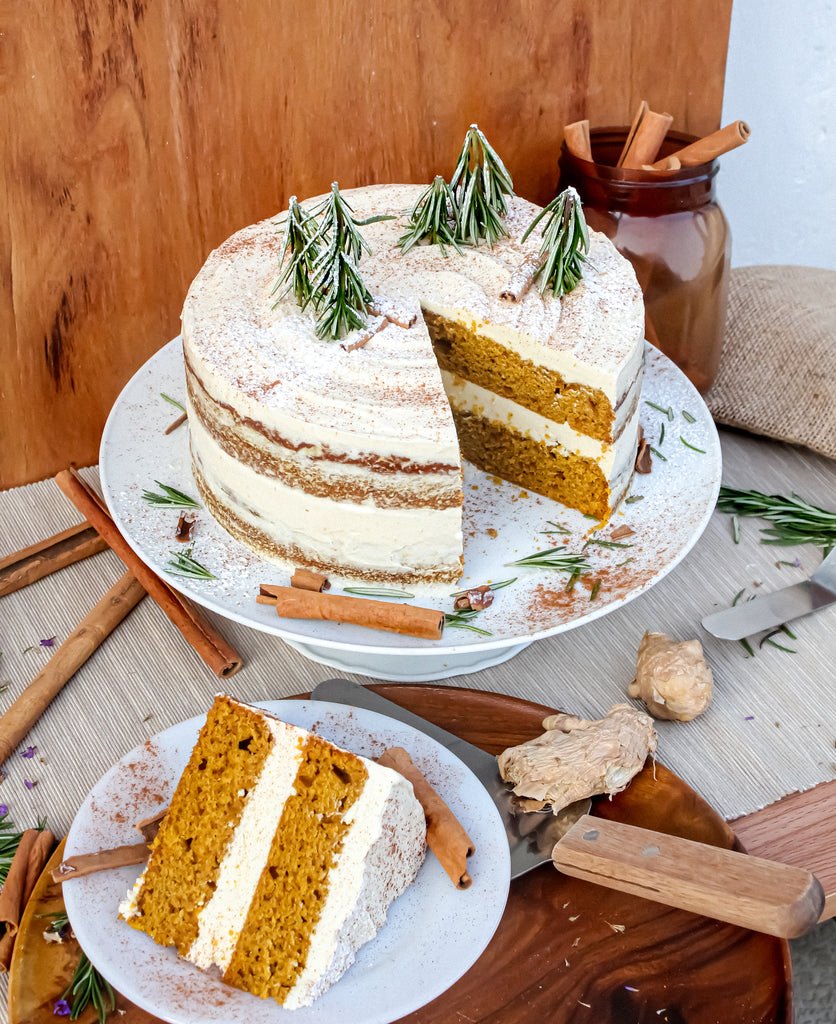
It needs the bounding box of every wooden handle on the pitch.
[553,814,824,938]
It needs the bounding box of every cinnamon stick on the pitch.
[291,568,331,592]
[136,808,167,843]
[165,412,188,435]
[616,100,649,167]
[0,523,107,598]
[500,252,545,303]
[54,468,243,678]
[658,121,750,167]
[620,107,674,169]
[258,585,444,640]
[0,828,56,970]
[0,572,146,767]
[563,119,592,161]
[51,842,150,884]
[377,746,475,889]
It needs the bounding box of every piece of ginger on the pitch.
[629,631,713,721]
[496,704,657,813]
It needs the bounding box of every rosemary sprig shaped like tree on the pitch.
[272,197,321,308]
[521,185,591,296]
[274,183,373,340]
[398,175,462,255]
[450,124,515,247]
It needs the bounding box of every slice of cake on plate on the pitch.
[120,695,427,1007]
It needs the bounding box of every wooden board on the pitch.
[0,0,732,489]
[8,682,789,1024]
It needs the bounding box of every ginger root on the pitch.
[496,704,657,813]
[629,631,713,721]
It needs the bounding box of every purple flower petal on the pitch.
[23,778,34,790]
[40,636,56,648]
[793,557,803,568]
[0,804,8,816]
[744,715,755,720]
[21,746,36,759]
[53,999,71,1016]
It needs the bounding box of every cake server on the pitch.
[701,546,836,640]
[312,677,823,937]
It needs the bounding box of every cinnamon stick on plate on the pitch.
[0,522,107,598]
[0,572,146,767]
[258,585,444,640]
[377,746,475,889]
[291,568,331,592]
[54,468,243,678]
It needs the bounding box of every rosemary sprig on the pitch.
[506,548,592,574]
[398,176,462,255]
[272,196,322,308]
[160,393,185,412]
[521,186,590,296]
[343,587,415,599]
[717,486,836,552]
[444,609,492,636]
[141,482,200,509]
[60,951,117,1024]
[450,124,515,247]
[165,545,217,580]
[450,577,517,598]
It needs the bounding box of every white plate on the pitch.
[63,699,510,1024]
[99,340,721,679]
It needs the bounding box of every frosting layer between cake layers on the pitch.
[182,183,645,583]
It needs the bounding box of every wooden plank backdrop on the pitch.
[0,0,732,489]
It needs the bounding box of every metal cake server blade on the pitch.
[310,678,824,936]
[702,546,836,640]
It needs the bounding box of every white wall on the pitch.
[720,0,836,269]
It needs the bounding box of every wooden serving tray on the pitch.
[8,684,791,1024]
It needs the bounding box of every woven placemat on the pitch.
[705,265,836,460]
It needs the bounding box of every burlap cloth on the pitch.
[706,265,836,460]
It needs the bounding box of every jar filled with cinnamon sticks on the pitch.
[559,125,737,394]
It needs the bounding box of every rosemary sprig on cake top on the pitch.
[274,183,374,341]
[521,186,591,296]
[272,197,322,308]
[398,176,462,255]
[450,124,515,247]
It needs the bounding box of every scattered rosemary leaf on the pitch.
[649,446,667,462]
[543,521,572,535]
[682,409,696,423]
[450,577,516,598]
[443,611,492,636]
[160,393,186,412]
[624,495,644,504]
[506,548,592,574]
[165,546,217,580]
[644,400,674,420]
[659,422,665,445]
[343,587,414,599]
[740,638,756,658]
[780,624,798,640]
[731,515,741,544]
[141,482,201,509]
[763,638,797,654]
[585,539,633,550]
[732,587,747,606]
[615,557,634,567]
[680,436,706,453]
[565,570,582,593]
[589,579,601,601]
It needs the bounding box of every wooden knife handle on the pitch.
[553,814,824,938]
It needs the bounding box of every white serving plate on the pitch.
[99,339,721,679]
[63,699,511,1024]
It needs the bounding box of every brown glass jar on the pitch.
[558,128,730,394]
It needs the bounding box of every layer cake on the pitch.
[182,184,644,584]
